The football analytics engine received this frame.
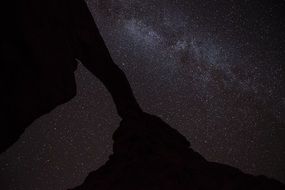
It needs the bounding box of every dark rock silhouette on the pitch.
[1,0,142,153]
[70,113,285,190]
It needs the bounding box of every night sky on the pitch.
[0,0,285,189]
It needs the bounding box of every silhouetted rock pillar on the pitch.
[72,0,143,119]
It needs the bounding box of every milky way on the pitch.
[0,0,284,189]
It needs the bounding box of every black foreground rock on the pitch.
[70,113,285,190]
[1,0,141,153]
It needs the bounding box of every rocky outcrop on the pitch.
[1,0,141,154]
[70,113,285,190]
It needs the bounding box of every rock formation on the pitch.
[1,0,141,153]
[70,113,285,190]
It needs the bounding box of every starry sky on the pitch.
[0,0,285,189]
